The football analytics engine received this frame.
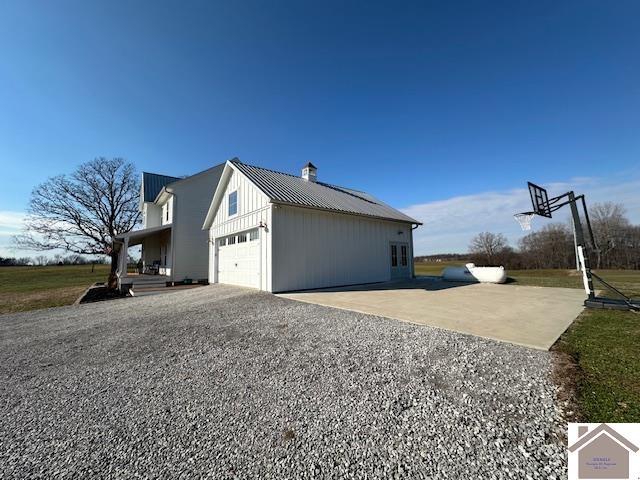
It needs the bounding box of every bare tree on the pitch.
[13,157,141,287]
[518,223,574,269]
[589,202,630,268]
[34,255,49,266]
[469,232,509,265]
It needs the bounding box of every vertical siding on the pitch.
[141,235,161,268]
[271,205,413,292]
[170,172,220,281]
[209,169,272,291]
[143,202,162,228]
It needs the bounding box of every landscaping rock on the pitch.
[0,285,566,479]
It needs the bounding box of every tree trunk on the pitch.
[108,251,119,290]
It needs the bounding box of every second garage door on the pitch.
[217,229,260,289]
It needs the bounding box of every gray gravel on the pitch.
[0,285,566,479]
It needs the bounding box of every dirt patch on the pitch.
[79,285,127,304]
[550,346,584,426]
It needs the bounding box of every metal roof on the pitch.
[142,172,182,202]
[231,159,420,224]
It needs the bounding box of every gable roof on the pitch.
[153,164,225,204]
[231,159,420,224]
[203,159,421,228]
[568,424,639,453]
[142,172,182,203]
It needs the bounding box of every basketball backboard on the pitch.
[528,182,552,218]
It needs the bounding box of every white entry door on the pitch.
[217,231,260,288]
[390,242,410,279]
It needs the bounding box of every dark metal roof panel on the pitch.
[231,160,420,224]
[142,172,182,202]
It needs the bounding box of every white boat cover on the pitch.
[442,263,507,284]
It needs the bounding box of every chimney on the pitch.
[301,162,317,182]
[578,426,589,437]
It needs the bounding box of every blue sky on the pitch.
[1,0,639,255]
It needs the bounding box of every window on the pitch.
[166,206,169,222]
[238,233,247,243]
[218,238,226,247]
[249,229,259,241]
[401,245,408,266]
[228,191,238,216]
[228,236,236,245]
[391,245,398,267]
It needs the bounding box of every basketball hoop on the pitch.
[514,212,535,231]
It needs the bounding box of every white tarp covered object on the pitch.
[442,263,507,284]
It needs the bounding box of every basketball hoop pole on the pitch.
[570,216,579,271]
[566,191,596,300]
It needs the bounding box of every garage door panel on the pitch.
[218,236,260,288]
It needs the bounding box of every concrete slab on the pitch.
[278,277,587,350]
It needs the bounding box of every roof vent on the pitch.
[301,162,317,182]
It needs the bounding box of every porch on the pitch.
[115,224,173,291]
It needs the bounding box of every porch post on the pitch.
[118,238,129,277]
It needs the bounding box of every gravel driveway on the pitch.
[0,285,566,479]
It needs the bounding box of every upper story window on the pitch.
[161,202,171,225]
[228,191,238,217]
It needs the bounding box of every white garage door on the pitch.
[217,230,260,289]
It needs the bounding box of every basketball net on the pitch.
[514,212,535,231]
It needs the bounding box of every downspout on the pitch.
[166,187,177,284]
[411,223,419,278]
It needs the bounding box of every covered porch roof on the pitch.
[115,224,172,249]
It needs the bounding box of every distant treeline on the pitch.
[422,202,640,270]
[0,254,110,267]
[415,253,472,263]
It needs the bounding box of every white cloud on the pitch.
[0,211,26,235]
[0,210,28,257]
[403,176,640,255]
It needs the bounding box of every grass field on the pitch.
[417,260,640,422]
[0,264,110,314]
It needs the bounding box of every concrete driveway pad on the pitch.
[278,277,586,350]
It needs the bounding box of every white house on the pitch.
[202,159,421,292]
[115,164,224,289]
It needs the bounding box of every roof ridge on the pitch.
[231,159,301,180]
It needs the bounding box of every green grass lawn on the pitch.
[416,260,640,422]
[0,264,110,314]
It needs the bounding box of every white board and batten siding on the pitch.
[169,170,220,282]
[271,205,412,292]
[208,170,272,291]
[142,202,162,228]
